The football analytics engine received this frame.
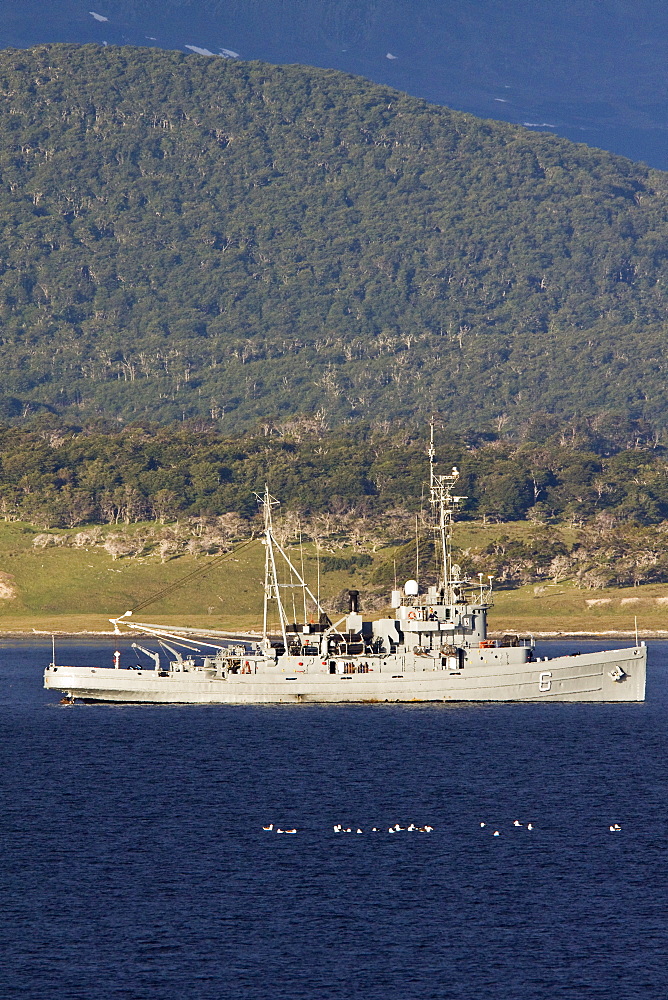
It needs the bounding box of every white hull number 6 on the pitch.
[538,670,552,693]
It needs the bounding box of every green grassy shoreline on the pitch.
[0,592,664,641]
[0,520,665,640]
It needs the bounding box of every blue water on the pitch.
[2,638,667,999]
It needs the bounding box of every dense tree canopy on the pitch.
[1,414,666,529]
[0,45,666,430]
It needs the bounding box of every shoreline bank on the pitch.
[0,627,663,640]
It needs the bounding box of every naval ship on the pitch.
[44,435,647,704]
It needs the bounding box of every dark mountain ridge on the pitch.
[4,1,668,168]
[0,44,667,430]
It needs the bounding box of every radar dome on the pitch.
[404,579,419,596]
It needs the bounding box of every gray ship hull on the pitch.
[44,644,646,704]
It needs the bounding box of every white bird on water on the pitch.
[493,830,500,837]
[480,822,486,828]
[513,820,522,827]
[527,823,534,831]
[262,824,273,831]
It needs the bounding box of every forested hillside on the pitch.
[0,45,668,430]
[7,1,668,168]
[2,414,668,595]
[2,414,666,530]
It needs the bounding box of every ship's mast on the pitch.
[429,421,466,603]
[255,485,327,654]
[256,485,289,653]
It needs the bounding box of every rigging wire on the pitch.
[299,521,307,623]
[289,534,298,625]
[415,514,420,582]
[129,536,256,614]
